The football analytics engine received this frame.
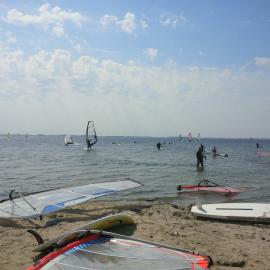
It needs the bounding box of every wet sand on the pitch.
[0,200,269,270]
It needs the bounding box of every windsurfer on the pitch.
[87,134,97,150]
[86,121,97,150]
[87,139,91,149]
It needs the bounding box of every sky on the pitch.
[0,0,270,137]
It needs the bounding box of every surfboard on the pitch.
[204,151,228,157]
[257,151,270,157]
[177,179,242,195]
[0,179,141,219]
[177,185,242,195]
[191,203,270,223]
[216,153,228,157]
[33,214,135,253]
[28,230,211,270]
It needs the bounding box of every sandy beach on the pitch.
[0,200,269,270]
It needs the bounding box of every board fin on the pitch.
[27,230,45,245]
[197,203,207,213]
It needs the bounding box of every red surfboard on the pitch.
[177,180,243,195]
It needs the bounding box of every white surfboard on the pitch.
[191,203,270,223]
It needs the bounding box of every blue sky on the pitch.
[0,1,270,137]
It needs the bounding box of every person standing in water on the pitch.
[87,134,97,150]
[200,144,205,152]
[212,145,217,156]
[157,142,161,150]
[196,147,204,168]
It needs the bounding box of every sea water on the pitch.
[0,135,269,206]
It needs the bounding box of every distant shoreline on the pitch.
[1,134,270,140]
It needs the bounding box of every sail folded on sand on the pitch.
[0,179,141,219]
[28,230,212,270]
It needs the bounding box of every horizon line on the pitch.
[1,134,269,140]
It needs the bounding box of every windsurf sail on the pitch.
[32,214,135,253]
[64,135,74,145]
[86,121,97,149]
[179,134,182,141]
[177,179,242,195]
[188,132,192,142]
[28,230,212,270]
[197,133,200,141]
[0,179,141,219]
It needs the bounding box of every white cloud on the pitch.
[140,20,148,29]
[160,17,170,26]
[100,12,137,33]
[144,48,158,60]
[6,31,17,44]
[118,12,136,33]
[160,14,186,28]
[100,15,118,28]
[255,57,270,66]
[73,43,82,53]
[0,47,269,137]
[4,3,84,36]
[52,23,65,36]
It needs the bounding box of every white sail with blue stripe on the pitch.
[0,179,141,219]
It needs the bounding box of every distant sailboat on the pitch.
[64,135,74,145]
[86,121,97,150]
[197,133,200,141]
[188,132,192,143]
[179,134,182,141]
